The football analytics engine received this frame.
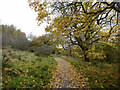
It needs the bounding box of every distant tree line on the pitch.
[1,24,30,50]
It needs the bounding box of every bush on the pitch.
[94,42,120,63]
[34,45,55,56]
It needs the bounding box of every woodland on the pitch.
[1,1,120,88]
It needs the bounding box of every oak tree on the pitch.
[29,0,119,61]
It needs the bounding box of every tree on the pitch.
[29,1,119,61]
[2,25,15,47]
[30,34,57,55]
[13,33,30,50]
[27,32,36,41]
[2,24,30,50]
[29,1,119,27]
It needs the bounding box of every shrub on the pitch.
[94,42,120,63]
[34,45,55,56]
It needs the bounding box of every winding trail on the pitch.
[49,57,89,88]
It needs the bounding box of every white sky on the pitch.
[0,0,46,36]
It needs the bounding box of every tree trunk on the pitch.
[69,49,72,56]
[83,51,89,62]
[78,41,89,61]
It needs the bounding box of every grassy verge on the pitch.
[2,48,57,88]
[60,56,119,88]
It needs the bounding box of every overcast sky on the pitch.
[0,0,46,36]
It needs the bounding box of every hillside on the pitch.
[2,48,57,88]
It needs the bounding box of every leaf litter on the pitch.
[47,57,89,88]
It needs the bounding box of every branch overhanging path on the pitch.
[48,57,89,88]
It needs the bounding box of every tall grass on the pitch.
[2,48,57,88]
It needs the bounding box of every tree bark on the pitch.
[78,43,90,62]
[69,49,72,56]
[83,51,89,62]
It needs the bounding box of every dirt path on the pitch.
[48,57,89,88]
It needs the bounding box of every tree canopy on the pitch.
[29,0,119,61]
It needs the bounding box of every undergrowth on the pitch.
[2,48,57,88]
[60,56,119,88]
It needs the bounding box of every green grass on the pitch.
[60,56,119,88]
[2,48,57,88]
